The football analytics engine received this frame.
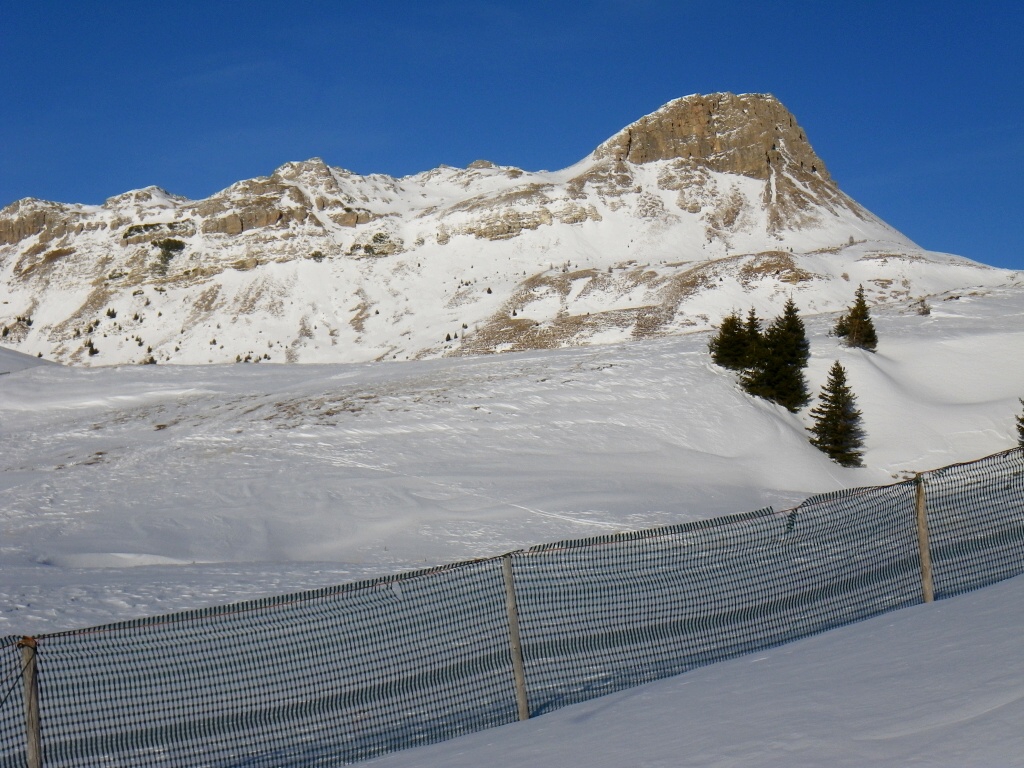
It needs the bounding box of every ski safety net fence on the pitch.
[1,447,1022,767]
[917,449,1024,597]
[0,641,24,765]
[0,561,519,768]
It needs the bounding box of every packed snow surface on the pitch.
[365,573,1024,768]
[1,283,1023,764]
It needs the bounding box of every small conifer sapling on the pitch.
[834,285,877,351]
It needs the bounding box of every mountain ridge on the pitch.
[0,92,1013,366]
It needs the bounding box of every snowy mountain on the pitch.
[2,94,1024,765]
[1,92,1015,366]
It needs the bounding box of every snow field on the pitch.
[0,283,1022,764]
[1,285,1022,637]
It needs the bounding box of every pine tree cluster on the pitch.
[709,299,810,412]
[709,294,872,467]
[741,299,811,412]
[709,288,1021,467]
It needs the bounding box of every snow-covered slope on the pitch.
[1,93,1015,366]
[0,345,53,375]
[2,282,1022,636]
[1,264,1022,763]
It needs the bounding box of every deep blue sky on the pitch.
[2,1,1021,269]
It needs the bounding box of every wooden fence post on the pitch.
[914,474,935,603]
[501,554,530,721]
[18,637,42,768]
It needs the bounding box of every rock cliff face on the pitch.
[0,93,1006,367]
[596,93,828,178]
[596,93,860,234]
[0,199,80,246]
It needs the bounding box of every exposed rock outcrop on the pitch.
[595,92,828,181]
[594,92,868,233]
[0,200,73,246]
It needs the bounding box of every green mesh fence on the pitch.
[4,560,517,767]
[923,448,1024,598]
[0,637,26,768]
[511,480,921,715]
[0,447,1021,766]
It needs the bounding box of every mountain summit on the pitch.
[594,92,857,234]
[597,93,829,176]
[0,93,1009,366]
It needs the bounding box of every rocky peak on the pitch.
[595,92,830,183]
[103,186,186,210]
[271,158,336,185]
[0,198,75,246]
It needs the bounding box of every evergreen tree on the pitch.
[741,298,810,412]
[834,285,877,351]
[808,361,865,466]
[743,307,763,368]
[1017,398,1024,447]
[772,298,811,370]
[709,312,747,369]
[833,314,849,337]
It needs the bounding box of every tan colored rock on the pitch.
[201,204,317,235]
[245,207,282,230]
[463,208,554,240]
[0,209,49,245]
[594,92,867,233]
[566,161,634,199]
[120,220,196,245]
[333,211,358,228]
[635,194,669,220]
[0,200,73,246]
[330,209,374,228]
[555,203,602,225]
[595,92,830,182]
[203,213,243,235]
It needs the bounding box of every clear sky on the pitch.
[2,1,1021,269]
